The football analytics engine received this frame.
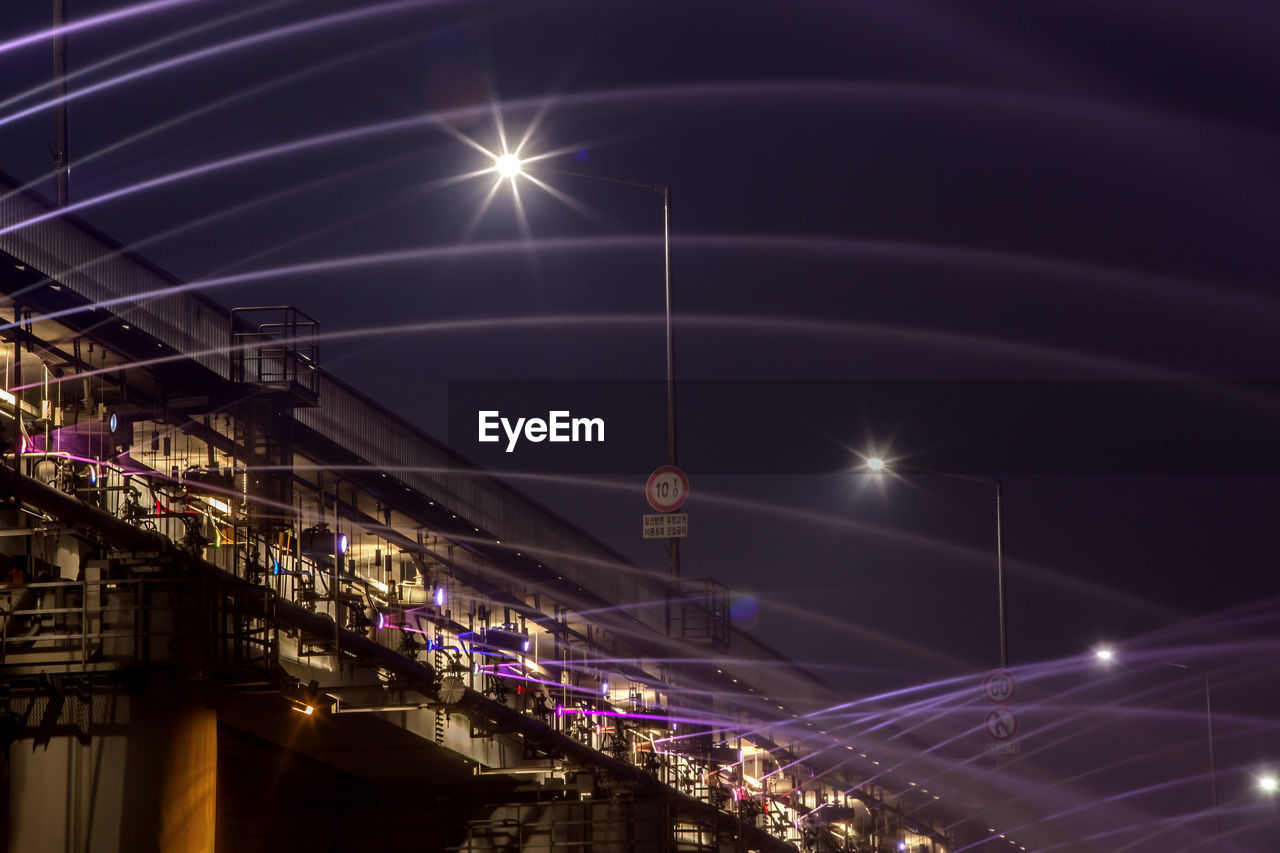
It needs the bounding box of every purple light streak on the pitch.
[0,0,209,60]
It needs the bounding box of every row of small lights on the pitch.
[986,827,1027,850]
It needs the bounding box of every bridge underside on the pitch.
[4,686,752,853]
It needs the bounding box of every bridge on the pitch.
[0,173,1041,853]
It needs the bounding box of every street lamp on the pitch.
[488,153,680,579]
[1094,650,1222,851]
[1259,774,1279,794]
[863,457,1007,668]
[1167,661,1222,852]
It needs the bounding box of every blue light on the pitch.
[337,533,348,554]
[601,681,609,696]
[435,586,445,607]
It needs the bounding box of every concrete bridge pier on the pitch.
[3,679,216,853]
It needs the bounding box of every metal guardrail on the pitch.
[0,577,276,672]
[230,305,319,400]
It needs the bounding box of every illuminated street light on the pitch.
[1094,649,1221,851]
[1259,774,1279,794]
[495,152,524,179]
[457,125,680,578]
[862,455,1007,668]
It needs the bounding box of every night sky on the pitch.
[4,1,1280,847]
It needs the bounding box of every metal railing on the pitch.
[230,305,319,400]
[0,576,277,673]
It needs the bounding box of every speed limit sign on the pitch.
[645,465,689,512]
[983,669,1016,704]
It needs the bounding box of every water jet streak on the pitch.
[8,233,1273,346]
[0,0,470,145]
[0,1,286,121]
[1,307,1225,404]
[0,0,209,60]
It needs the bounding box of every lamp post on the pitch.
[492,155,679,579]
[1167,661,1222,852]
[1094,650,1222,852]
[865,458,1006,669]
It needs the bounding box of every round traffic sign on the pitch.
[983,669,1016,704]
[645,465,689,512]
[984,708,1019,742]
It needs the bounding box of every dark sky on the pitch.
[4,1,1280,847]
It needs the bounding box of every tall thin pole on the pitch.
[662,184,679,581]
[545,170,680,579]
[995,479,1006,669]
[1168,663,1221,851]
[873,465,1010,667]
[53,0,70,207]
[1205,671,1222,852]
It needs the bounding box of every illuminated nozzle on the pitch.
[292,703,315,716]
[495,153,523,179]
[866,457,886,472]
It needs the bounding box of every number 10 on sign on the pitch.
[646,465,689,513]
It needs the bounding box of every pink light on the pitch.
[554,707,721,728]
